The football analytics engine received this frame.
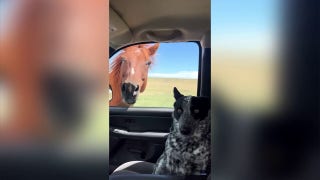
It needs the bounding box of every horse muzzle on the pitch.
[121,83,139,105]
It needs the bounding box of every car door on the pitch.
[108,42,208,174]
[109,107,172,173]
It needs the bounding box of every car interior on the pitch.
[109,0,210,179]
[109,0,320,180]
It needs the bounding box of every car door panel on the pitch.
[110,107,173,132]
[109,107,173,173]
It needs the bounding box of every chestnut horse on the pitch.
[0,0,107,142]
[109,43,159,107]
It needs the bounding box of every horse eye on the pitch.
[142,78,145,81]
[146,61,151,66]
[177,108,183,114]
[120,58,127,63]
[194,109,200,113]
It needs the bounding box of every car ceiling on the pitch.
[110,0,210,49]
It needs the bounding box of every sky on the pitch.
[148,42,199,79]
[211,0,280,57]
[110,42,199,79]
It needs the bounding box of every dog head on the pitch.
[172,87,210,137]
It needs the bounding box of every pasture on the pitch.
[141,62,276,110]
[135,78,197,107]
[109,59,277,111]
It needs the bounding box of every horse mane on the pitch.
[110,55,122,85]
[109,55,123,105]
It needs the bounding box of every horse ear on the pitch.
[173,87,183,100]
[148,43,160,56]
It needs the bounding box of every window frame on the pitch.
[109,41,202,108]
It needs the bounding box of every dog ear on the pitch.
[173,87,183,100]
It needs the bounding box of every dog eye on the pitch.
[177,108,183,114]
[193,109,200,113]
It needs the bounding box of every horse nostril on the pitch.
[135,85,139,91]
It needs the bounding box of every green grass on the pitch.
[134,78,197,107]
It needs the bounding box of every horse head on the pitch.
[110,43,159,106]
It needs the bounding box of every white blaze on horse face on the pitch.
[131,67,135,75]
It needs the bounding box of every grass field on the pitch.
[212,60,278,112]
[109,60,278,111]
[135,78,197,107]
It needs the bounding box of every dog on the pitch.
[153,87,211,176]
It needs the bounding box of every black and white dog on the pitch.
[153,87,211,176]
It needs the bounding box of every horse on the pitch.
[0,0,107,142]
[109,43,160,107]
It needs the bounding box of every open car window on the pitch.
[109,42,199,108]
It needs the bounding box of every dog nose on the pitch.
[180,127,191,135]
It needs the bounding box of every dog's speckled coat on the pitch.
[153,87,211,176]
